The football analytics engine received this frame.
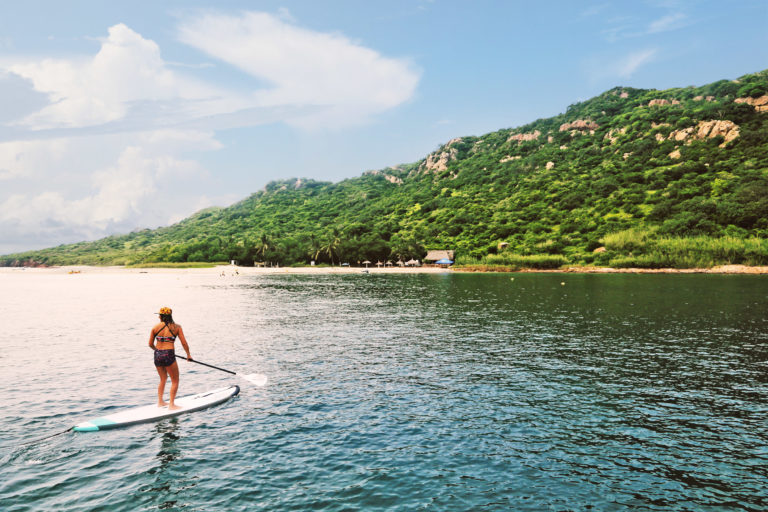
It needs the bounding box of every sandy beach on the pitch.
[0,264,454,275]
[1,264,767,275]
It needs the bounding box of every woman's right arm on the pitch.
[177,326,192,361]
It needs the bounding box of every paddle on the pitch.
[175,355,268,386]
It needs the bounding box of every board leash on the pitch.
[17,427,73,447]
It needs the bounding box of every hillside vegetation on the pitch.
[4,70,768,269]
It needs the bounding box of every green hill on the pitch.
[4,70,768,269]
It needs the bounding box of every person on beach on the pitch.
[148,307,192,410]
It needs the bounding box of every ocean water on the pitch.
[1,270,767,511]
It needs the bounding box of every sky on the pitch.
[0,0,766,254]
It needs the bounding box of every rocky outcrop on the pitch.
[499,155,521,163]
[559,120,599,133]
[471,140,488,153]
[604,127,627,145]
[698,120,740,144]
[422,147,457,172]
[693,95,715,102]
[546,161,555,169]
[735,95,768,113]
[669,128,690,142]
[668,120,740,147]
[507,130,540,143]
[420,138,462,173]
[648,99,670,106]
[366,168,404,184]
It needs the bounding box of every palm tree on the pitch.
[255,233,272,265]
[307,234,322,263]
[321,228,341,265]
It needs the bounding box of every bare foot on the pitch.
[168,404,182,411]
[158,401,168,407]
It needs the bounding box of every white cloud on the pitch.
[177,11,421,127]
[0,130,219,252]
[596,6,692,42]
[0,139,69,181]
[584,47,658,83]
[647,12,687,33]
[5,24,239,132]
[578,3,611,20]
[616,48,657,78]
[275,7,296,23]
[0,71,50,125]
[0,15,420,253]
[2,14,420,135]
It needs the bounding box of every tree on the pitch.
[306,233,322,263]
[254,234,272,264]
[321,228,341,265]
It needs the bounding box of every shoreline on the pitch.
[458,264,768,274]
[1,264,767,275]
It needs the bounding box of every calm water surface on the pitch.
[1,270,767,511]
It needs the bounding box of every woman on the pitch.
[148,307,192,410]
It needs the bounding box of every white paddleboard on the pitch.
[74,385,239,432]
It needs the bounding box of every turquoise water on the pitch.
[1,271,767,511]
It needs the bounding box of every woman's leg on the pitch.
[167,362,181,410]
[155,366,169,406]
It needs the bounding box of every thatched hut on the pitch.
[424,250,454,263]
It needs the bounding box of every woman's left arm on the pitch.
[148,328,156,350]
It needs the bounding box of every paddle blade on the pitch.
[241,373,268,386]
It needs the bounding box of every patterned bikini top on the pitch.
[155,323,177,343]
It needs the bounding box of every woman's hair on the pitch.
[160,313,174,324]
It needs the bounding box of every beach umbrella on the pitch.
[362,260,371,268]
[435,258,453,265]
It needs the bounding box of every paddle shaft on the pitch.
[175,354,236,375]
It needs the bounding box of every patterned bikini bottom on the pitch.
[154,349,175,367]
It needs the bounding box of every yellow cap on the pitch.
[157,307,172,315]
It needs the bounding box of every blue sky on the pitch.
[0,0,766,253]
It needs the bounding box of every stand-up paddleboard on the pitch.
[73,385,239,432]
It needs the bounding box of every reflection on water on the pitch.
[154,421,181,469]
[138,420,194,511]
[0,271,766,511]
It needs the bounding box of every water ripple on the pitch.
[0,272,766,510]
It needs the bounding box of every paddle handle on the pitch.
[175,354,236,375]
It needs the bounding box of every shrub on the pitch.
[479,253,569,269]
[601,227,657,252]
